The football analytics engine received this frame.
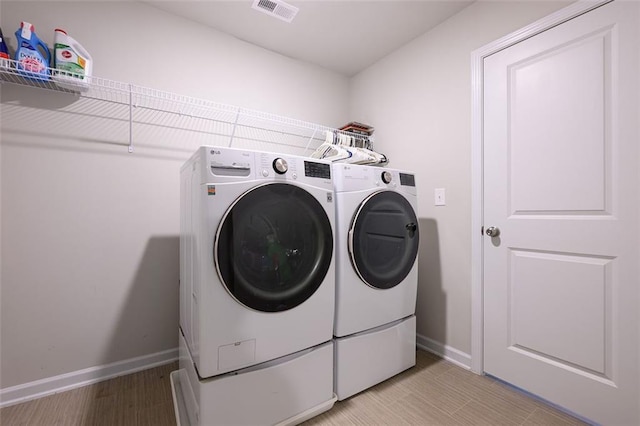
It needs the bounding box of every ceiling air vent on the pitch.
[252,0,299,23]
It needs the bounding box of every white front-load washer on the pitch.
[332,163,419,400]
[179,146,336,379]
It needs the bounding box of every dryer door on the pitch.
[349,191,419,289]
[215,183,333,312]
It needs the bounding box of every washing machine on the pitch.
[173,146,337,424]
[180,145,336,377]
[332,163,419,400]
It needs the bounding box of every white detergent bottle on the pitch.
[52,28,92,92]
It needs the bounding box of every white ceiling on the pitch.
[145,0,474,76]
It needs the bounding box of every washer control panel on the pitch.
[304,161,331,179]
[202,146,332,187]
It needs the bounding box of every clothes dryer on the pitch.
[332,163,419,400]
[180,146,336,379]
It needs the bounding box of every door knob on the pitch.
[485,226,500,237]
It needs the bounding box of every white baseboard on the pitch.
[0,348,178,408]
[416,333,472,370]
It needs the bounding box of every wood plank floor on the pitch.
[0,350,586,425]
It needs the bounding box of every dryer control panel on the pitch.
[399,172,416,187]
[333,164,417,196]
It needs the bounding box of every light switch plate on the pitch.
[435,188,446,206]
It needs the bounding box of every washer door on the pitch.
[215,183,333,312]
[349,191,419,289]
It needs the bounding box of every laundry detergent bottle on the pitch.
[53,28,92,92]
[0,27,10,67]
[14,21,51,80]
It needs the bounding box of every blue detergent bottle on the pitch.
[0,27,10,63]
[14,21,51,80]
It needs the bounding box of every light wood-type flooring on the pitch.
[0,350,586,425]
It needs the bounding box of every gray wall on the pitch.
[0,1,348,389]
[348,0,572,355]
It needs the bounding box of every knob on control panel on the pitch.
[273,158,288,174]
[381,171,392,184]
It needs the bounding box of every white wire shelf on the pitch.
[0,58,373,155]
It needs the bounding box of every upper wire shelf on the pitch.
[0,58,369,155]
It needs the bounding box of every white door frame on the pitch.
[470,0,611,374]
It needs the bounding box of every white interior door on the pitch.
[483,1,639,424]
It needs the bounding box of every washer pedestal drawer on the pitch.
[172,332,336,425]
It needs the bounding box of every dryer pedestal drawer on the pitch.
[334,315,416,401]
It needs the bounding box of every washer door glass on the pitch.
[349,191,419,289]
[215,183,333,312]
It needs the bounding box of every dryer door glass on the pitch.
[349,191,419,289]
[215,183,333,312]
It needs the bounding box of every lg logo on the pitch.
[210,150,221,155]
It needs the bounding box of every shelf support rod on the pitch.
[228,107,241,147]
[304,128,318,155]
[128,84,134,153]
